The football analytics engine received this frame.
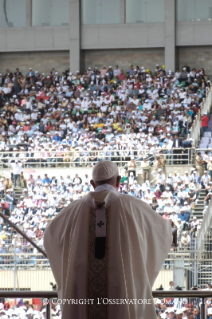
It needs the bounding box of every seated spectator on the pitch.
[181,231,191,247]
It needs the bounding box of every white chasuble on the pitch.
[44,188,172,319]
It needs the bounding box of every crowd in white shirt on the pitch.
[0,63,209,168]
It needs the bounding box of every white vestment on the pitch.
[44,185,172,319]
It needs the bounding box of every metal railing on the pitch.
[200,87,212,116]
[0,291,211,319]
[0,253,203,269]
[0,148,195,170]
[196,148,212,151]
[190,109,202,145]
[197,197,212,253]
[0,254,49,268]
[189,86,212,144]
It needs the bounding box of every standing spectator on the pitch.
[201,112,209,134]
[140,156,150,182]
[204,192,212,207]
[208,158,212,181]
[183,62,190,73]
[153,157,165,176]
[203,150,210,170]
[20,172,27,188]
[5,189,14,211]
[128,157,136,177]
[10,160,22,188]
[196,152,204,178]
[0,179,4,198]
[4,178,13,194]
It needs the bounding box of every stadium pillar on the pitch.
[164,0,176,72]
[173,259,185,290]
[69,0,81,72]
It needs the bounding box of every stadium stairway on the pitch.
[197,242,212,288]
[192,189,206,220]
[14,187,24,204]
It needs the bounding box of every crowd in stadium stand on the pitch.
[0,300,60,318]
[155,301,204,319]
[0,61,210,263]
[0,165,207,265]
[0,64,210,168]
[0,64,211,318]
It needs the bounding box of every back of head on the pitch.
[91,160,119,187]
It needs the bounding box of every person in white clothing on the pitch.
[165,280,175,290]
[10,160,22,188]
[44,160,172,319]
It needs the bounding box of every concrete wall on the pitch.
[1,21,212,52]
[1,46,212,76]
[81,23,165,49]
[81,48,164,72]
[0,27,70,52]
[178,46,212,76]
[176,22,212,46]
[1,0,212,73]
[0,51,69,75]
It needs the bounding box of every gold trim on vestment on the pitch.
[86,208,91,319]
[87,206,108,319]
[107,206,110,319]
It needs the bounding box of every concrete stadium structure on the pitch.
[1,0,212,75]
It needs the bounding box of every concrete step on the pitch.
[193,212,204,216]
[13,188,24,203]
[194,207,204,211]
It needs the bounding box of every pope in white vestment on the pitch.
[44,161,172,319]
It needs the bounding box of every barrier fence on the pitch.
[190,86,212,145]
[0,148,195,169]
[201,87,212,116]
[197,198,212,255]
[0,249,211,289]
